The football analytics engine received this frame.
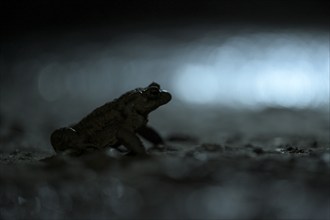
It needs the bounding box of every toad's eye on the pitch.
[147,87,160,98]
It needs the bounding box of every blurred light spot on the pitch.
[162,157,190,179]
[38,63,66,101]
[110,186,144,218]
[172,65,220,104]
[256,69,314,108]
[37,185,60,216]
[172,33,329,109]
[185,186,254,219]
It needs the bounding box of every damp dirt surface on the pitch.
[0,109,329,220]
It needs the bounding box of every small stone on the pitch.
[201,143,222,152]
[311,141,318,148]
[253,147,264,155]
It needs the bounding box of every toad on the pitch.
[50,82,171,156]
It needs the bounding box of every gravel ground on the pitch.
[0,108,329,220]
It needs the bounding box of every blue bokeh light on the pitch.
[171,32,329,109]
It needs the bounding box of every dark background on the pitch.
[1,0,329,153]
[0,0,329,153]
[2,0,329,35]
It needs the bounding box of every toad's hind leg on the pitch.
[50,127,82,154]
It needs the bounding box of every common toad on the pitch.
[50,82,171,156]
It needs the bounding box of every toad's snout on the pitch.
[160,90,172,104]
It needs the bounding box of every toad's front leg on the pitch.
[137,126,164,146]
[117,127,147,156]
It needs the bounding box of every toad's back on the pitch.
[73,101,124,148]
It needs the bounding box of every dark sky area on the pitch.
[1,0,329,37]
